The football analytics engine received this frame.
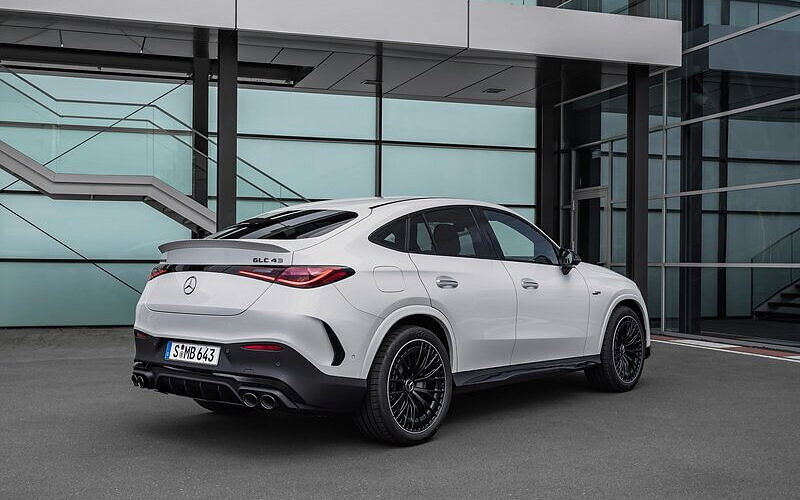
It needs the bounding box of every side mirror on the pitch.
[559,248,581,275]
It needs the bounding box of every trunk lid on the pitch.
[144,239,311,316]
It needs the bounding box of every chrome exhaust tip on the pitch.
[242,392,258,408]
[260,393,279,410]
[137,375,147,389]
[131,374,140,387]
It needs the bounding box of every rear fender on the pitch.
[359,305,457,379]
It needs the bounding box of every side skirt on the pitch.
[453,355,600,392]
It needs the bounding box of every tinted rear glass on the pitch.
[208,210,357,240]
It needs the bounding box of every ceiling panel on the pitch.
[271,48,332,67]
[61,30,143,53]
[294,52,371,90]
[449,66,537,101]
[389,61,508,98]
[238,43,281,64]
[330,55,442,93]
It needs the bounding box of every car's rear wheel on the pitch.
[585,305,646,392]
[355,324,452,445]
[194,399,254,415]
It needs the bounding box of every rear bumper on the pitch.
[133,334,365,412]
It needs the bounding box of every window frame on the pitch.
[475,207,562,266]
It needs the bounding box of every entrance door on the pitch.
[571,143,612,266]
[572,190,610,266]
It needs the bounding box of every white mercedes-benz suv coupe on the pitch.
[132,197,650,445]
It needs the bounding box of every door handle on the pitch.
[521,278,539,290]
[435,276,459,289]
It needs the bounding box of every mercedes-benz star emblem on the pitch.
[183,276,197,295]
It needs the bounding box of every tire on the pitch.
[194,399,254,415]
[585,305,646,392]
[355,324,453,446]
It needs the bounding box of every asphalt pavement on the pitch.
[1,327,798,499]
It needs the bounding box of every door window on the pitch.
[482,209,559,265]
[409,214,435,254]
[418,207,493,258]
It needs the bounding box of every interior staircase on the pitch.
[751,226,800,322]
[0,64,308,234]
[754,279,800,321]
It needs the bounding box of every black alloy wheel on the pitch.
[585,305,646,392]
[355,324,452,445]
[611,315,644,384]
[386,339,447,434]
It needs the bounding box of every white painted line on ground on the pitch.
[652,340,800,364]
[671,339,736,349]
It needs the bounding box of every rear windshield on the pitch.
[208,210,358,240]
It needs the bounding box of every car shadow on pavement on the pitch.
[130,372,597,454]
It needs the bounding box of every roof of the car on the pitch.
[279,197,505,212]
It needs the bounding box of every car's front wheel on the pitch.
[355,325,452,445]
[585,305,646,391]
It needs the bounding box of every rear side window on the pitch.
[208,210,357,240]
[421,207,493,258]
[370,217,407,251]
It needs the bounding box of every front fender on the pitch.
[358,305,457,378]
[587,291,651,355]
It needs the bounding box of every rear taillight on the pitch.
[237,266,354,288]
[149,265,169,280]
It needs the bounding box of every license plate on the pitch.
[164,341,221,366]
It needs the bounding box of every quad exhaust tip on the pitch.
[260,394,279,410]
[131,374,147,388]
[242,392,259,408]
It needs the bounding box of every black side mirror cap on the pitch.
[559,248,581,275]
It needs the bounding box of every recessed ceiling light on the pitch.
[361,79,382,85]
[483,88,506,94]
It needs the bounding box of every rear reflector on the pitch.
[237,266,354,288]
[134,331,150,340]
[242,344,284,352]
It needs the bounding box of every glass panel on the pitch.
[575,144,609,189]
[207,139,375,201]
[383,98,535,147]
[213,88,375,140]
[0,262,149,327]
[576,196,608,265]
[483,209,559,264]
[683,0,800,48]
[382,146,535,205]
[611,202,626,264]
[0,193,190,259]
[209,210,357,240]
[664,266,800,347]
[611,140,626,199]
[556,0,666,17]
[666,183,800,263]
[422,207,493,258]
[679,15,800,119]
[0,69,194,192]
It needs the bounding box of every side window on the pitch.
[482,209,559,265]
[369,217,407,251]
[421,207,492,258]
[409,214,435,254]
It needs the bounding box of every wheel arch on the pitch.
[359,305,457,378]
[598,293,651,351]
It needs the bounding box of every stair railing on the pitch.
[750,226,800,313]
[0,64,309,206]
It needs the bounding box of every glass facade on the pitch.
[562,7,800,346]
[0,70,535,326]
